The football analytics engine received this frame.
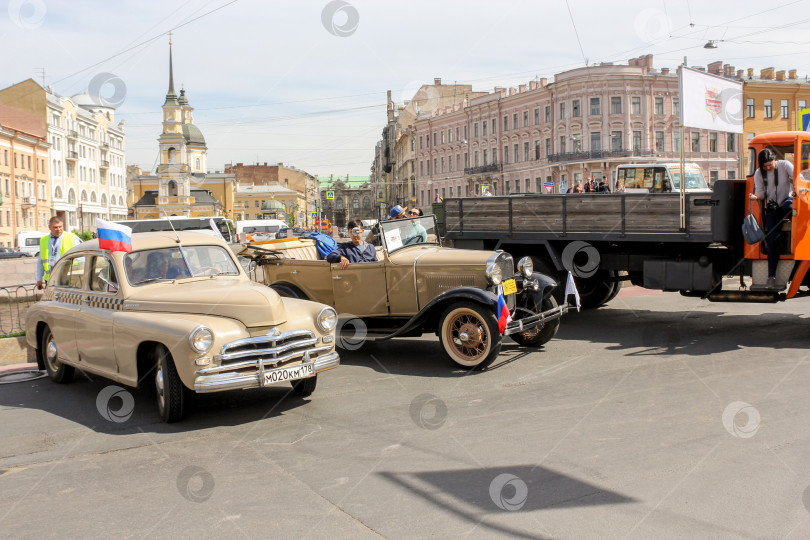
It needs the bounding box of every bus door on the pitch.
[794,140,810,260]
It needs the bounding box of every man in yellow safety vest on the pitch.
[36,216,81,290]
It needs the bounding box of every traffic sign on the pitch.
[380,203,387,209]
[311,212,317,219]
[326,190,335,200]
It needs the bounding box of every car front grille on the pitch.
[497,254,516,311]
[202,329,332,376]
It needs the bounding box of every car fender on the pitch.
[113,312,248,389]
[375,286,498,340]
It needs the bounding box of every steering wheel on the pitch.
[194,266,221,276]
[403,235,422,245]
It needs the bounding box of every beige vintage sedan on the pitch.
[243,215,567,370]
[25,231,340,422]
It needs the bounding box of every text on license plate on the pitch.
[263,363,314,386]
[502,279,517,295]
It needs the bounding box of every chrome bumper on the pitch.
[503,303,568,336]
[194,351,340,393]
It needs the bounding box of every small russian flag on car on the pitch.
[96,218,132,253]
[496,284,512,334]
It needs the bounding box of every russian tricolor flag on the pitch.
[96,218,132,253]
[496,284,512,334]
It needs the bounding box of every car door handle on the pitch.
[333,275,342,280]
[291,270,299,275]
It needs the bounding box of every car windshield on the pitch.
[671,168,709,190]
[379,215,439,252]
[125,245,240,285]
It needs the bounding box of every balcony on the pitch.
[65,151,78,161]
[463,163,500,175]
[102,143,109,149]
[20,196,35,208]
[99,160,109,169]
[547,149,655,163]
[67,130,78,140]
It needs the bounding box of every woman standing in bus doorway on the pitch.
[750,148,794,289]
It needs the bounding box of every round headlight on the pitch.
[189,326,214,354]
[485,263,503,285]
[517,256,534,278]
[316,307,338,332]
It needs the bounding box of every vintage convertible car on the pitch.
[25,231,340,422]
[242,215,567,370]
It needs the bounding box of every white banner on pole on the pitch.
[678,66,743,133]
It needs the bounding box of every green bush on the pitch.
[71,229,95,241]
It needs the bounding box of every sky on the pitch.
[2,0,809,178]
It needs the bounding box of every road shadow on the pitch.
[0,369,315,434]
[380,464,634,539]
[556,302,809,356]
[337,336,551,378]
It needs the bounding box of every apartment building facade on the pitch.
[0,105,50,247]
[414,55,741,203]
[0,79,128,232]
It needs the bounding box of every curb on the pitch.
[0,336,36,366]
[0,362,39,374]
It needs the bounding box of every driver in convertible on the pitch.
[326,219,377,269]
[389,205,427,244]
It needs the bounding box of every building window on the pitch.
[655,131,664,151]
[534,108,540,125]
[727,134,736,152]
[432,133,437,146]
[572,99,581,117]
[545,105,550,122]
[764,99,772,119]
[419,136,423,149]
[455,127,460,141]
[747,98,755,118]
[441,130,445,144]
[491,119,496,134]
[611,131,622,151]
[709,171,719,186]
[631,96,641,115]
[503,115,509,131]
[447,128,452,142]
[513,113,518,128]
[505,180,510,195]
[482,121,487,136]
[473,123,478,137]
[571,135,581,152]
[456,154,460,171]
[673,97,680,117]
[559,102,566,119]
[709,132,718,152]
[514,179,520,194]
[691,132,701,152]
[559,136,566,154]
[728,170,736,180]
[781,99,789,119]
[420,161,424,176]
[800,100,807,111]
[503,145,509,164]
[482,151,487,166]
[255,200,259,208]
[545,138,551,157]
[655,97,664,115]
[633,131,641,151]
[591,132,601,151]
[464,125,468,139]
[433,158,438,173]
[590,97,600,115]
[610,96,622,114]
[674,131,681,152]
[441,157,445,173]
[523,142,529,161]
[513,143,519,162]
[535,141,541,160]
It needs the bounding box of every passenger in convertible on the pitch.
[326,219,377,269]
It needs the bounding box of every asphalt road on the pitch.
[1,289,810,539]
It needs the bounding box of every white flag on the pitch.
[209,218,226,241]
[678,66,743,133]
[565,271,581,312]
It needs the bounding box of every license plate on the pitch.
[263,362,314,386]
[502,279,517,295]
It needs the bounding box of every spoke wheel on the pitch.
[439,302,501,370]
[41,325,74,384]
[511,295,560,347]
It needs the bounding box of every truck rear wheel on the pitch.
[577,271,618,309]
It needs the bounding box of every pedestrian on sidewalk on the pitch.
[36,216,82,290]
